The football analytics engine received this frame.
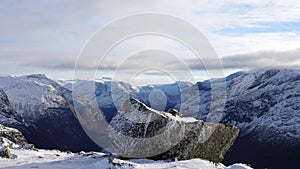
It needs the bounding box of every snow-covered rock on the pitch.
[0,124,27,159]
[109,98,239,163]
[0,124,27,145]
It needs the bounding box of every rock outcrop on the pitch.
[109,98,239,163]
[0,147,12,158]
[0,124,27,145]
[0,124,28,159]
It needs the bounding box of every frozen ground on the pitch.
[0,148,252,169]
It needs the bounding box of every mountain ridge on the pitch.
[0,69,299,168]
[0,75,101,152]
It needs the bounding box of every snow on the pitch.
[0,149,99,169]
[0,75,67,120]
[0,148,252,169]
[143,113,152,137]
[0,137,23,150]
[226,164,252,169]
[135,158,225,169]
[0,124,20,133]
[167,113,198,123]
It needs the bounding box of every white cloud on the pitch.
[1,0,300,82]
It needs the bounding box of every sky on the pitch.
[1,0,300,85]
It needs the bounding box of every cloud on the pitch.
[186,48,300,70]
[221,48,300,70]
[21,48,300,74]
[1,0,300,80]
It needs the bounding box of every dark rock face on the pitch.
[109,98,239,163]
[167,108,183,117]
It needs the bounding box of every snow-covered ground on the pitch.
[1,135,251,169]
[0,148,252,169]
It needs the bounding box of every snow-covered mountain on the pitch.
[222,69,300,144]
[61,69,300,169]
[61,69,300,146]
[62,78,192,122]
[179,69,300,169]
[0,74,101,152]
[180,69,300,144]
[0,69,299,168]
[64,70,300,145]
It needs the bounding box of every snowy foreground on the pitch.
[0,148,252,169]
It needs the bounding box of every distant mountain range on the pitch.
[0,69,299,169]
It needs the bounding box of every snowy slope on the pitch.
[0,125,251,169]
[0,74,101,152]
[0,89,22,127]
[0,125,250,169]
[0,74,67,121]
[178,69,300,168]
[223,69,300,144]
[0,148,252,169]
[177,69,300,144]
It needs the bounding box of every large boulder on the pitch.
[109,98,239,163]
